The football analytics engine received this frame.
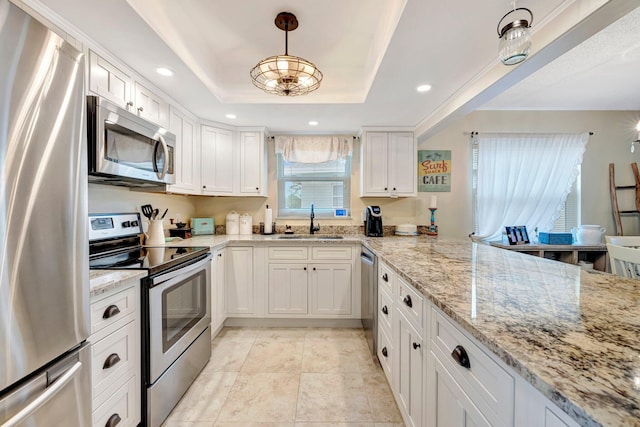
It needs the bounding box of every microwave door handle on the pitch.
[154,135,169,180]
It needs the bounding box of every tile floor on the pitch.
[162,327,405,427]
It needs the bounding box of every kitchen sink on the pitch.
[275,234,344,239]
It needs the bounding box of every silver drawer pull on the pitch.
[451,345,471,369]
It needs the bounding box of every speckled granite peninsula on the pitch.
[363,235,640,427]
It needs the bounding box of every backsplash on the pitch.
[210,224,423,236]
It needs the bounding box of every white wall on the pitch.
[419,110,640,238]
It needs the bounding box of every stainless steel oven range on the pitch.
[89,212,212,427]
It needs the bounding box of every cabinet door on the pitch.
[201,126,234,195]
[395,311,424,427]
[309,264,352,315]
[134,82,169,127]
[388,132,416,196]
[210,249,226,335]
[268,264,308,314]
[239,131,266,196]
[226,247,254,315]
[430,354,491,427]
[361,132,389,196]
[167,108,200,194]
[88,50,132,109]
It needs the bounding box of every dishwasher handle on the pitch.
[360,252,375,266]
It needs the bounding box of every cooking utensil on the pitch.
[160,208,168,219]
[141,204,153,220]
[152,208,159,220]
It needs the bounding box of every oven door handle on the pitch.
[151,254,212,286]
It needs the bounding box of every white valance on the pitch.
[274,135,353,164]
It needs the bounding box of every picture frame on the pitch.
[505,225,530,245]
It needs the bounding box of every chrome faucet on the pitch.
[310,203,320,234]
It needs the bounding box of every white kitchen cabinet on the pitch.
[167,106,200,194]
[88,50,132,110]
[210,248,226,335]
[268,263,308,314]
[89,281,140,427]
[226,246,254,315]
[239,131,268,196]
[134,82,169,127]
[201,125,234,195]
[395,309,424,427]
[360,130,416,197]
[429,353,492,427]
[309,263,352,315]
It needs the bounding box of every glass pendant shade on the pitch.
[497,8,533,66]
[250,12,323,96]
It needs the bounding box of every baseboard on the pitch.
[223,317,364,329]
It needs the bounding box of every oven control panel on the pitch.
[89,213,143,242]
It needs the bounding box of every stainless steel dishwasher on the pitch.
[361,246,378,355]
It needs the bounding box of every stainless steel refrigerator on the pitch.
[0,1,91,425]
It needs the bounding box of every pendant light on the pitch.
[250,12,323,96]
[497,7,533,66]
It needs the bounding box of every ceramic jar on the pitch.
[572,224,605,245]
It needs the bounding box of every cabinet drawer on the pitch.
[378,286,393,334]
[377,326,393,384]
[91,285,137,335]
[396,277,423,333]
[268,246,308,260]
[312,246,352,260]
[91,320,137,408]
[92,375,138,427]
[378,262,394,295]
[431,307,514,427]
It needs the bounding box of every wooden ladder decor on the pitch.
[609,163,640,235]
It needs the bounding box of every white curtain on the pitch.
[475,132,589,241]
[274,135,352,164]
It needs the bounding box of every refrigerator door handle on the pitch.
[2,361,82,427]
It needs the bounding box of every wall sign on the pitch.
[418,150,451,192]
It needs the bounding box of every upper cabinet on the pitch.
[167,106,200,194]
[198,126,268,197]
[360,130,416,197]
[88,50,168,127]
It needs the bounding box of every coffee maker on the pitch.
[363,206,383,237]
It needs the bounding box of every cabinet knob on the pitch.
[218,253,222,257]
[256,187,259,191]
[313,267,316,271]
[384,187,388,191]
[103,353,121,370]
[137,106,144,112]
[393,187,397,191]
[105,413,122,427]
[413,342,421,350]
[381,346,388,357]
[451,345,471,369]
[382,273,388,282]
[202,185,206,189]
[304,267,307,271]
[126,101,133,108]
[382,305,388,315]
[403,295,412,308]
[102,304,120,319]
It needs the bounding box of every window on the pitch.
[471,133,588,241]
[277,155,351,218]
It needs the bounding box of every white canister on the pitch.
[239,213,253,235]
[572,224,605,245]
[226,211,240,235]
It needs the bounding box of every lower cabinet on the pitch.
[429,354,491,427]
[89,281,140,427]
[211,248,226,335]
[226,246,254,315]
[266,245,357,318]
[395,309,424,427]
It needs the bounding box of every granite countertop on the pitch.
[363,235,639,427]
[89,269,146,297]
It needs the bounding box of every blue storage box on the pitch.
[191,218,214,235]
[538,232,572,245]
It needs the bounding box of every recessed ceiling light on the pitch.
[226,114,237,119]
[309,121,318,126]
[156,67,174,77]
[417,84,432,93]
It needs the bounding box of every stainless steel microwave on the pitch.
[87,95,175,187]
